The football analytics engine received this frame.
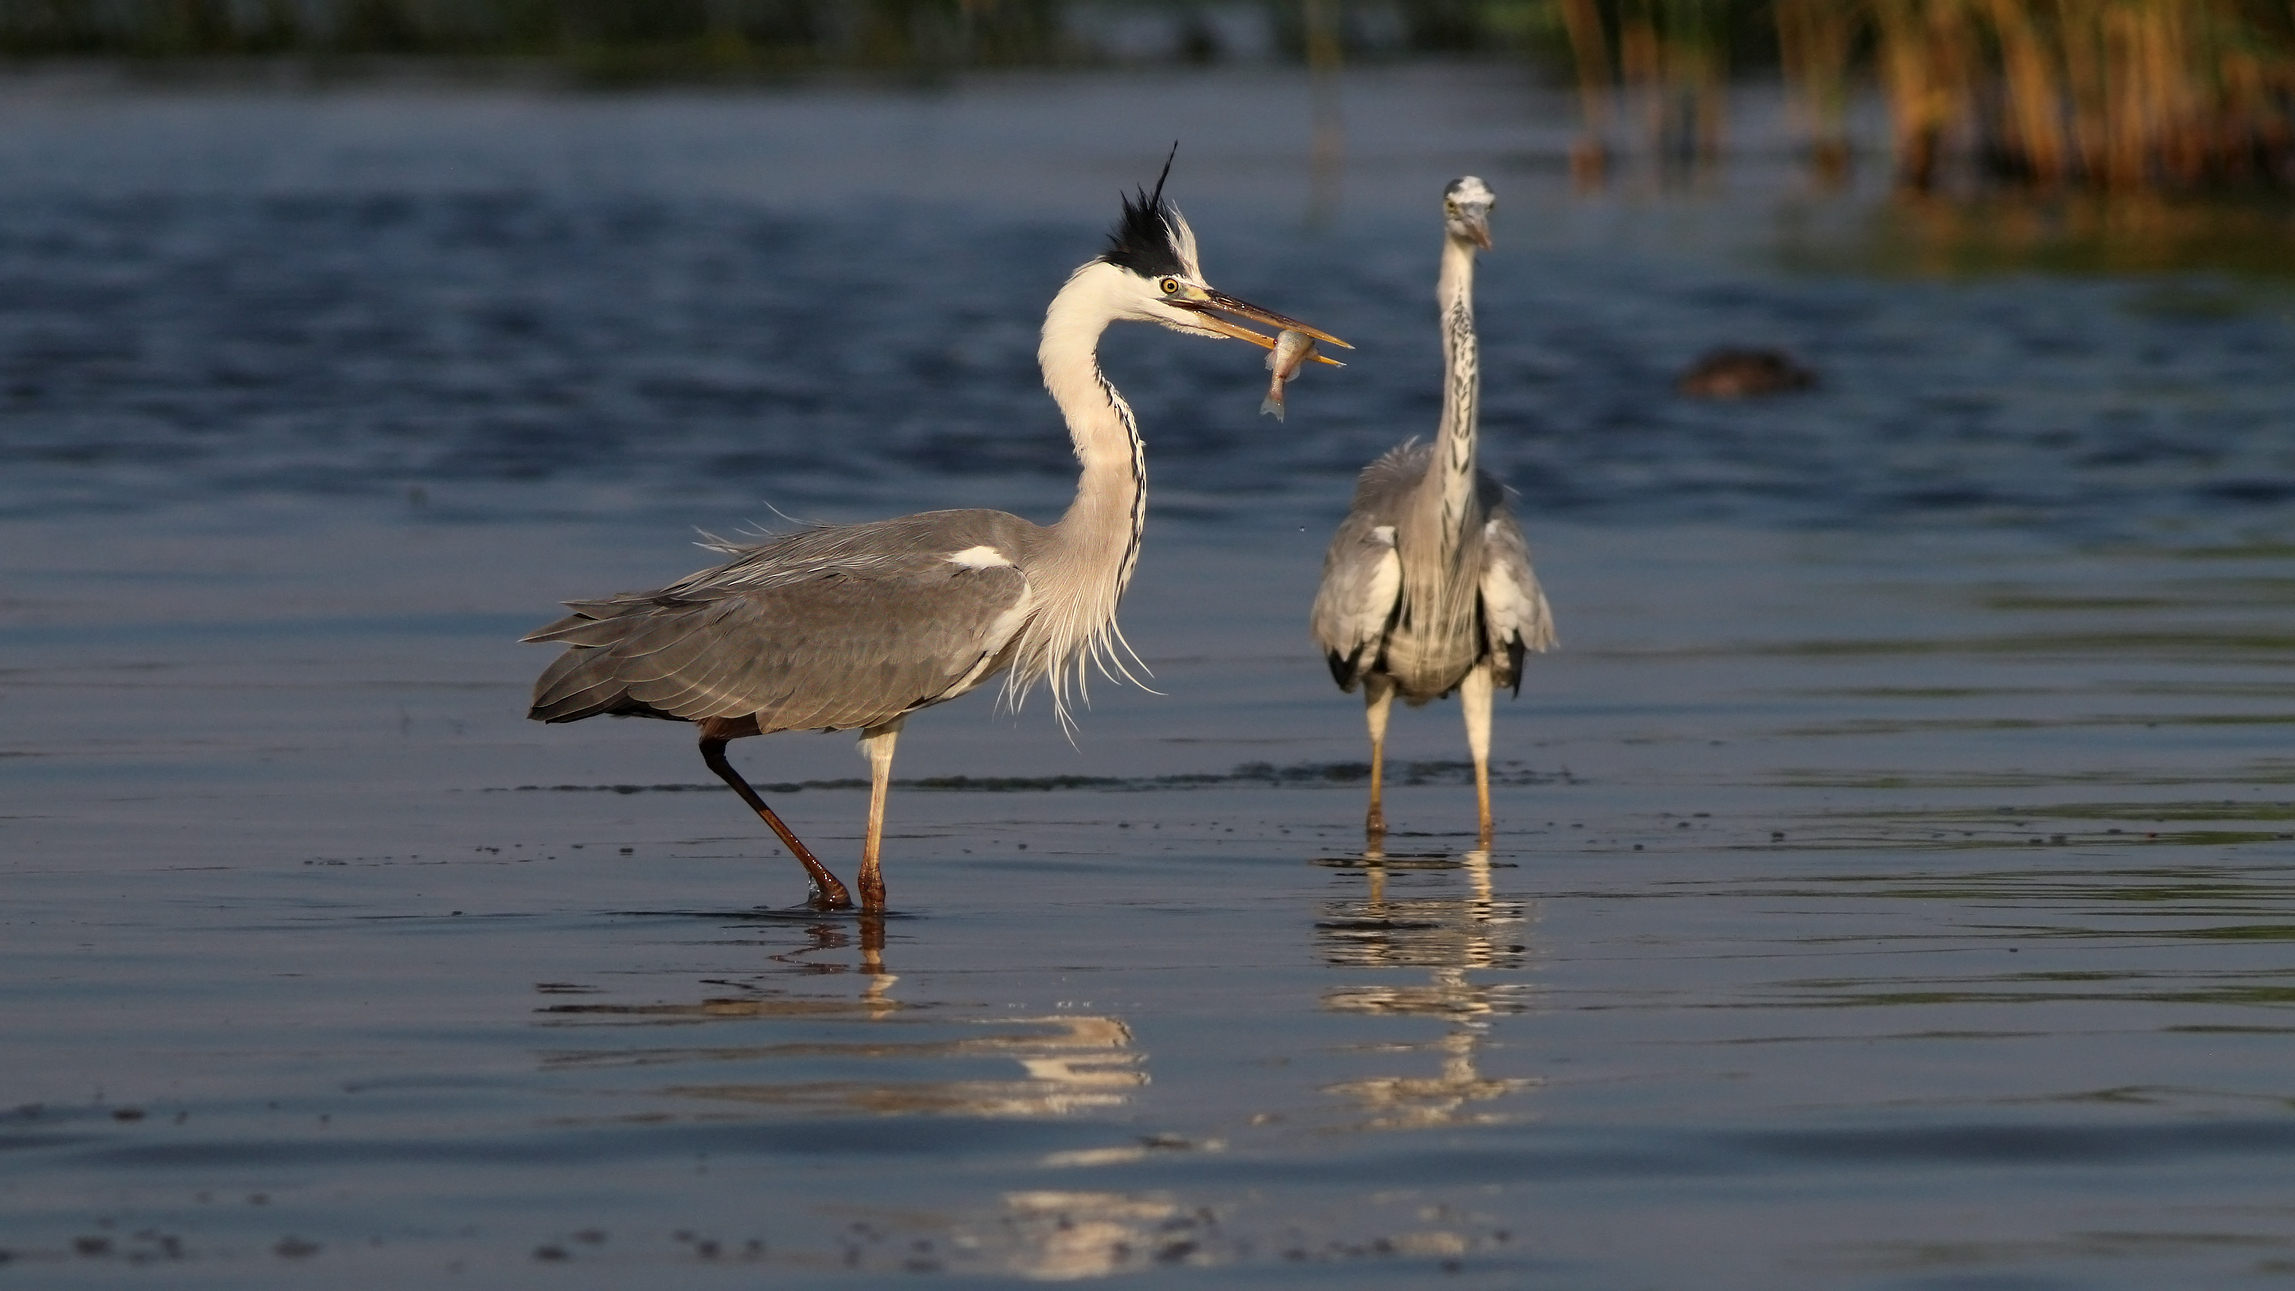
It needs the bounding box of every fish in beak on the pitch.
[1260,329,1324,421]
[1170,285,1350,365]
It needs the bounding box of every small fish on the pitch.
[1259,328,1319,422]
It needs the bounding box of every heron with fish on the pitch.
[1310,176,1555,847]
[524,155,1347,911]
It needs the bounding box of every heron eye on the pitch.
[1159,277,1179,295]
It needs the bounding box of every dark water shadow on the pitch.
[1310,851,1520,871]
[608,906,921,924]
[498,758,1569,798]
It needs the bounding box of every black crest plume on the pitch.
[1100,143,1187,279]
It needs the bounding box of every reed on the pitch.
[1548,0,1737,176]
[1775,0,1856,181]
[1555,0,1616,179]
[4,0,2291,194]
[1808,0,2295,191]
[1538,1,2295,191]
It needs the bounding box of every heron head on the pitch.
[1443,175,1495,251]
[1092,156,1349,362]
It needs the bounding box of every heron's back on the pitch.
[526,510,1044,734]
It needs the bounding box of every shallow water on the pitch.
[6,67,2295,1287]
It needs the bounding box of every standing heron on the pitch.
[1309,176,1553,846]
[525,162,1346,911]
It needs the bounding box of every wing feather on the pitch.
[1478,505,1556,695]
[1310,514,1403,693]
[1350,439,1433,515]
[1309,441,1430,692]
[626,611,767,718]
[527,511,1040,731]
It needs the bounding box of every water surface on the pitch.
[5,67,2295,1287]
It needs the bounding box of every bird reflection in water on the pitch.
[538,914,1145,1119]
[767,913,899,1015]
[1315,849,1539,1130]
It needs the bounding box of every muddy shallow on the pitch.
[6,67,2295,1287]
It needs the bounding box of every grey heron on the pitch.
[1309,176,1554,846]
[524,162,1347,911]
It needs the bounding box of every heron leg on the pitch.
[699,735,854,909]
[1363,675,1397,841]
[856,719,903,911]
[1460,662,1495,846]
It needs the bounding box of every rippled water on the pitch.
[6,66,2295,1287]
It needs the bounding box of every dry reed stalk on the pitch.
[1980,0,2067,182]
[1869,0,1983,189]
[2049,0,2108,180]
[1612,0,1728,168]
[1666,0,1729,163]
[2108,2,2159,187]
[1777,0,1857,179]
[1832,0,2295,191]
[1304,0,1344,222]
[1555,0,1615,180]
[1618,0,1664,154]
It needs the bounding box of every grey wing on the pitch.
[1309,442,1428,692]
[528,514,1035,732]
[1310,511,1402,693]
[1477,497,1556,696]
[1347,438,1434,515]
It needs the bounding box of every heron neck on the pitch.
[1427,232,1482,540]
[1038,275,1147,574]
[1021,265,1150,717]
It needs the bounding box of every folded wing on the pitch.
[528,512,1037,733]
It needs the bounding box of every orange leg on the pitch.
[700,736,853,909]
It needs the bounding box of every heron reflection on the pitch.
[538,917,1144,1120]
[1316,849,1539,1130]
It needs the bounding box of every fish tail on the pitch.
[1259,393,1286,421]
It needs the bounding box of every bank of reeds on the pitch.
[1850,0,2295,189]
[3,1,2291,192]
[1565,0,2295,191]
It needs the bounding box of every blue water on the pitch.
[3,73,2289,539]
[5,65,2295,1287]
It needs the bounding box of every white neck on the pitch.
[1019,262,1151,720]
[1428,232,1482,539]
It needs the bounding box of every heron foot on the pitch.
[806,872,856,910]
[698,736,855,908]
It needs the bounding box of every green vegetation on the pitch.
[0,0,1075,76]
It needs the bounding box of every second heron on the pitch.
[1310,177,1555,846]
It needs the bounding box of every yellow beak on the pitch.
[1173,289,1351,366]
